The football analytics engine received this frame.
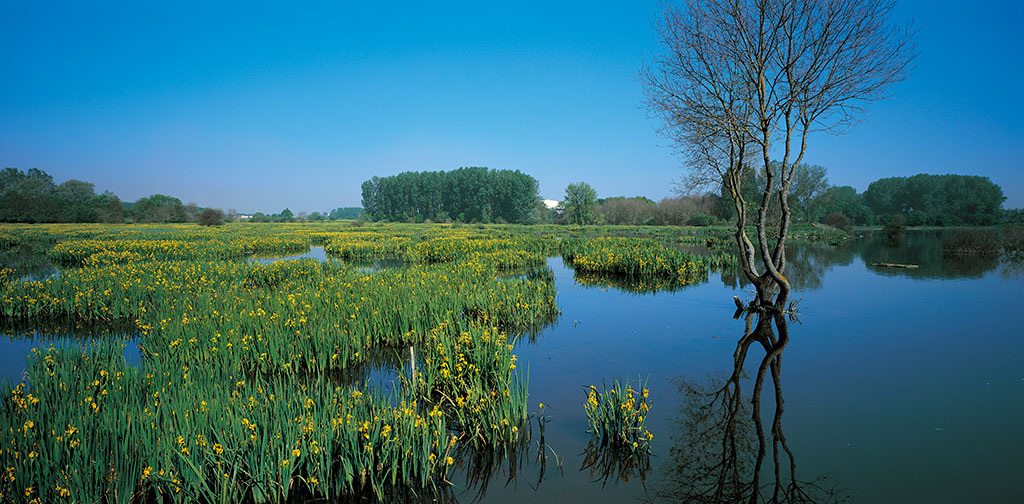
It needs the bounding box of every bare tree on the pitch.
[643,0,914,310]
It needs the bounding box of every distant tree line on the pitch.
[1,168,125,223]
[3,166,1016,227]
[0,167,370,225]
[361,167,539,223]
[707,168,1010,228]
[569,169,1017,228]
[862,174,1005,226]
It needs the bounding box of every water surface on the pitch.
[2,232,1021,502]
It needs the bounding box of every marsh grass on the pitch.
[0,221,820,502]
[561,237,711,286]
[0,223,562,502]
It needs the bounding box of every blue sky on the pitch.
[2,0,1022,213]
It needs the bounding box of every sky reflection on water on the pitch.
[1,232,1021,502]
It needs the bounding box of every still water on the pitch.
[2,232,1021,503]
[492,232,1023,503]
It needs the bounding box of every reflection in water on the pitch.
[0,244,58,280]
[719,244,856,292]
[1000,257,1024,285]
[580,436,651,487]
[573,269,703,295]
[862,231,1000,279]
[449,416,556,502]
[718,230,1007,290]
[0,337,142,385]
[1,315,138,340]
[650,313,846,503]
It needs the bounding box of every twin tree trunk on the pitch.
[728,153,792,313]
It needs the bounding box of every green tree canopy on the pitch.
[361,167,539,223]
[819,186,874,225]
[197,208,225,226]
[328,207,363,220]
[0,168,119,223]
[133,194,187,223]
[863,174,1005,225]
[599,196,657,225]
[564,182,597,225]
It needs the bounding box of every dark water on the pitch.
[2,232,1021,502]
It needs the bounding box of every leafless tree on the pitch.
[643,0,915,310]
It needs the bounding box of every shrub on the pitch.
[823,212,852,233]
[197,208,225,226]
[884,215,906,242]
[687,213,715,227]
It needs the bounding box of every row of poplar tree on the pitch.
[360,167,539,223]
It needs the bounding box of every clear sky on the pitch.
[2,0,1022,213]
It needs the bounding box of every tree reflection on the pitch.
[649,313,846,503]
[718,244,855,292]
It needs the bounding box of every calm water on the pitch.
[2,232,1021,503]
[492,232,1023,504]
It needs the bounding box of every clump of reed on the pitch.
[561,237,710,285]
[582,378,653,452]
[323,233,411,260]
[50,236,308,266]
[573,270,693,294]
[0,342,462,503]
[405,235,553,264]
[0,224,559,502]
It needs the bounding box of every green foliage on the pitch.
[863,174,1005,226]
[687,213,715,227]
[327,207,363,220]
[599,197,657,225]
[942,229,1002,256]
[361,167,539,224]
[884,215,907,241]
[1003,225,1024,261]
[787,162,830,223]
[583,378,652,454]
[133,194,188,223]
[819,185,874,225]
[197,208,225,226]
[1002,208,1024,224]
[564,182,598,225]
[823,212,852,233]
[0,168,127,223]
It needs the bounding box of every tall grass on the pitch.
[0,223,560,502]
[0,221,784,501]
[561,237,711,286]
